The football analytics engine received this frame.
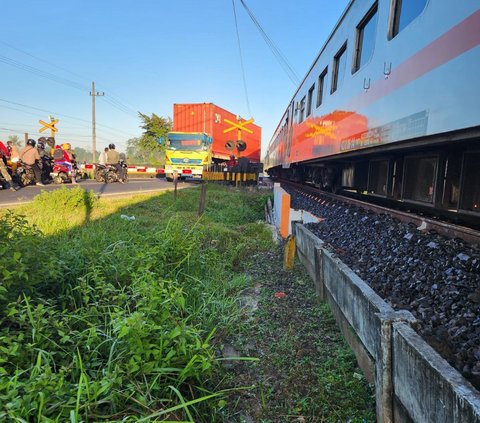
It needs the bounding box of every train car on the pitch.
[265,0,480,224]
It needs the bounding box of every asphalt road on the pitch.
[0,178,194,207]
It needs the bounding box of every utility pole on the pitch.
[90,81,104,163]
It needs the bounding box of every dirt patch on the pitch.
[218,246,376,422]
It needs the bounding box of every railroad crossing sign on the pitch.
[223,117,254,134]
[39,118,59,135]
[39,117,59,140]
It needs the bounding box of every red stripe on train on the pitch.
[349,10,480,110]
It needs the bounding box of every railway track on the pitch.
[281,179,480,390]
[281,180,480,246]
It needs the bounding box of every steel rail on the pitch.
[282,181,480,246]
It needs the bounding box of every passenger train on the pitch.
[264,0,480,225]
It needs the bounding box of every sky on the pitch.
[1,0,350,158]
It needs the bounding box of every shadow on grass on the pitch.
[0,184,274,422]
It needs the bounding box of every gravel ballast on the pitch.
[286,186,480,390]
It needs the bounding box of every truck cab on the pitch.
[162,132,212,181]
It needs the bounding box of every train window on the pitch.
[353,3,378,73]
[460,152,480,213]
[368,159,388,196]
[390,0,427,38]
[331,43,347,94]
[403,156,437,204]
[298,96,306,123]
[306,84,315,118]
[316,67,328,108]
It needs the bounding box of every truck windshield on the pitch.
[169,139,207,151]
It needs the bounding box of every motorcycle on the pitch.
[0,172,11,190]
[16,160,36,186]
[94,164,108,183]
[0,161,16,190]
[40,155,53,183]
[95,161,128,184]
[50,162,78,184]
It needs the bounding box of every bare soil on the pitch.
[218,245,376,422]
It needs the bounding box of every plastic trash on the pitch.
[120,214,136,221]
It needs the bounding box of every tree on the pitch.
[7,135,21,146]
[126,136,164,165]
[138,112,171,152]
[126,137,148,164]
[72,147,91,163]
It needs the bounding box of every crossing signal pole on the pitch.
[90,81,104,163]
[223,116,254,158]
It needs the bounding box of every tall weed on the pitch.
[0,186,272,421]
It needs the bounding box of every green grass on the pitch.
[218,249,377,422]
[0,185,375,422]
[0,184,273,422]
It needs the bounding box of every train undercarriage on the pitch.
[269,128,480,228]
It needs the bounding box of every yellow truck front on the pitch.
[162,132,212,181]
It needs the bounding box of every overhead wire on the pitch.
[102,95,138,118]
[0,40,90,82]
[232,0,252,117]
[238,0,300,86]
[0,104,134,148]
[102,87,139,116]
[0,40,141,114]
[0,98,137,138]
[0,45,140,123]
[0,54,90,92]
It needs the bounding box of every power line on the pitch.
[0,97,138,138]
[102,94,138,118]
[0,40,90,82]
[238,0,300,86]
[0,54,90,92]
[232,0,252,117]
[0,46,141,120]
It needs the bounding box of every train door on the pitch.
[367,159,390,196]
[437,151,460,212]
[284,101,295,165]
[401,154,439,205]
[459,151,480,214]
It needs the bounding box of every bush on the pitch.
[29,186,98,231]
[0,186,273,421]
[0,213,43,306]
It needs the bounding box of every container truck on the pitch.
[172,103,261,163]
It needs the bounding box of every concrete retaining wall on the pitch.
[392,323,480,423]
[292,221,480,423]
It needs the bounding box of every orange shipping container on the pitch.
[173,103,261,162]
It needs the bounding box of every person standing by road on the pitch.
[20,139,44,186]
[227,154,237,170]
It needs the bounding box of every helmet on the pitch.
[62,143,71,150]
[37,141,45,149]
[27,139,36,147]
[108,143,115,149]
